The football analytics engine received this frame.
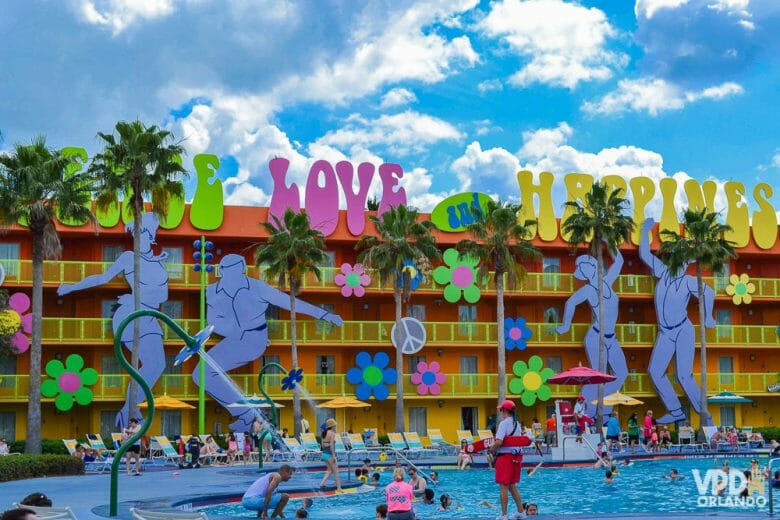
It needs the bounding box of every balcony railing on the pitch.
[39,318,780,347]
[0,372,776,402]
[0,260,772,299]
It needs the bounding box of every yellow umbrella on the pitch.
[591,392,644,407]
[138,394,195,410]
[317,396,370,431]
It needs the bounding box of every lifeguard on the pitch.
[489,399,532,520]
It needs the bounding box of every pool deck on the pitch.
[0,452,774,519]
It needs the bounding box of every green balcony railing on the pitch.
[39,318,780,347]
[0,372,776,402]
[0,259,771,299]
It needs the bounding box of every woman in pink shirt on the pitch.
[643,410,653,445]
[385,467,414,520]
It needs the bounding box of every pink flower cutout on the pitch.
[8,293,32,354]
[410,361,446,396]
[334,263,371,298]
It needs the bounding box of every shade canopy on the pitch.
[707,391,753,404]
[227,394,286,408]
[547,365,616,385]
[317,396,371,409]
[591,392,644,406]
[138,394,195,410]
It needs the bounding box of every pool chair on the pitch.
[342,433,371,459]
[386,432,410,457]
[14,504,79,520]
[427,428,458,455]
[131,508,207,520]
[110,433,123,451]
[672,425,701,453]
[86,433,116,456]
[150,436,184,465]
[300,433,323,460]
[402,432,437,458]
[702,426,731,452]
[456,430,474,445]
[363,428,379,447]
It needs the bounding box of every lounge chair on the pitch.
[703,426,732,452]
[673,426,700,452]
[15,504,79,520]
[427,428,458,455]
[386,432,410,457]
[363,428,379,447]
[150,436,184,465]
[282,437,308,461]
[347,433,378,457]
[130,508,207,520]
[402,432,437,458]
[86,433,115,456]
[110,433,123,450]
[456,430,474,444]
[300,433,323,460]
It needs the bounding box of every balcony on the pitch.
[39,318,780,347]
[0,372,775,402]
[1,260,774,299]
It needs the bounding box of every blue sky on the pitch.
[1,0,779,215]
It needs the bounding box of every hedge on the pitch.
[9,439,70,455]
[0,455,84,482]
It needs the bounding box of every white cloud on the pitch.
[451,141,520,195]
[379,88,418,109]
[477,0,626,89]
[707,0,750,17]
[772,152,780,169]
[477,79,503,94]
[582,77,744,116]
[518,122,572,158]
[224,182,270,207]
[76,0,175,34]
[634,0,690,19]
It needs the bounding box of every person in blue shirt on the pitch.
[606,411,622,452]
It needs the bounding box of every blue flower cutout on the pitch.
[398,260,423,291]
[346,352,397,401]
[504,317,533,351]
[282,368,303,391]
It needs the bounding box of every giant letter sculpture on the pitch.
[194,254,343,431]
[556,244,628,416]
[57,213,169,428]
[639,218,716,425]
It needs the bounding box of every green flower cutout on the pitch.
[41,354,98,411]
[433,248,480,303]
[508,355,555,407]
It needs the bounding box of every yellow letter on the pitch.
[683,179,717,212]
[560,173,594,242]
[602,175,628,199]
[659,178,679,241]
[517,171,557,241]
[725,181,750,247]
[629,177,656,246]
[751,183,777,249]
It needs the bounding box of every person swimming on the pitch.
[663,469,685,480]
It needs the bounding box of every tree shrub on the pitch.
[0,454,84,482]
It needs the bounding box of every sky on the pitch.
[1,0,780,217]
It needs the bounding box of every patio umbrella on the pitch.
[547,365,616,385]
[591,392,644,407]
[226,394,286,408]
[138,394,195,410]
[318,396,370,431]
[707,391,753,404]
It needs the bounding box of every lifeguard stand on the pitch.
[549,399,601,462]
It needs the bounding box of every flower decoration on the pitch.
[433,248,480,303]
[504,317,533,351]
[282,367,304,391]
[508,355,555,407]
[725,273,755,305]
[0,293,32,354]
[398,260,423,291]
[41,354,98,411]
[346,351,397,401]
[334,263,371,297]
[410,361,446,396]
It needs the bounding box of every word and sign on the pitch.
[430,192,491,232]
[692,469,766,508]
[768,381,780,392]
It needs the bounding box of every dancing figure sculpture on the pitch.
[640,218,715,425]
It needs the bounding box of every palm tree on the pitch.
[659,208,736,426]
[561,182,634,430]
[256,208,328,439]
[456,200,539,403]
[90,120,187,418]
[356,204,440,432]
[0,137,95,453]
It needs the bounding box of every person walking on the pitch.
[319,418,342,492]
[489,400,531,520]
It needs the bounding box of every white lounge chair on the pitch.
[131,508,207,520]
[427,428,458,455]
[15,504,78,520]
[386,432,409,457]
[300,433,323,460]
[402,432,437,458]
[151,436,184,465]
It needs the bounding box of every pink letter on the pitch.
[377,163,407,215]
[305,160,340,236]
[268,158,300,223]
[336,161,374,236]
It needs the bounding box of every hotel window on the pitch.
[321,252,336,283]
[542,257,560,288]
[266,305,281,333]
[718,356,734,386]
[163,354,182,390]
[544,307,560,336]
[408,355,427,374]
[161,301,182,320]
[161,411,181,437]
[720,406,735,428]
[715,264,730,292]
[716,309,732,339]
[316,304,335,334]
[100,411,118,444]
[163,246,184,279]
[101,299,116,334]
[0,412,16,442]
[0,355,16,388]
[0,242,20,277]
[459,355,478,386]
[545,356,563,374]
[102,245,124,263]
[458,305,477,336]
[408,304,426,321]
[262,355,281,386]
[102,356,122,388]
[317,355,335,385]
[409,407,428,436]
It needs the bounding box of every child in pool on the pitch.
[438,494,462,511]
[605,470,614,484]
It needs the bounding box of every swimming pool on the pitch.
[200,457,773,518]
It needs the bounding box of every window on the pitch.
[407,305,426,321]
[545,356,563,374]
[542,258,560,288]
[0,412,16,442]
[321,252,336,283]
[720,406,735,428]
[458,305,477,336]
[0,356,17,388]
[316,304,335,334]
[102,356,122,388]
[101,300,116,334]
[408,355,426,373]
[0,243,20,277]
[160,301,182,320]
[161,411,182,437]
[102,245,124,263]
[266,306,281,333]
[163,247,184,279]
[461,406,478,434]
[164,354,182,390]
[718,356,734,385]
[459,356,478,386]
[317,355,335,385]
[716,309,732,339]
[409,407,427,436]
[100,410,119,443]
[715,263,730,292]
[261,355,281,386]
[543,307,560,336]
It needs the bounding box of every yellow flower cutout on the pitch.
[725,273,755,305]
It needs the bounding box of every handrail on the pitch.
[385,445,434,486]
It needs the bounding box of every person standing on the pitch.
[545,413,557,449]
[385,467,414,520]
[319,418,342,492]
[627,412,639,453]
[122,417,142,475]
[605,412,621,451]
[489,400,531,520]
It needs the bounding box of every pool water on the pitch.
[201,457,772,518]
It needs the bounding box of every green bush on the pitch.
[377,434,389,446]
[0,454,84,482]
[754,427,780,442]
[9,439,70,455]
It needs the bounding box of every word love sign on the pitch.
[267,158,408,236]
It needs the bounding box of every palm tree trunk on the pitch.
[25,232,43,454]
[128,195,142,424]
[394,284,404,433]
[290,289,302,439]
[496,270,506,403]
[696,265,711,427]
[596,244,606,437]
